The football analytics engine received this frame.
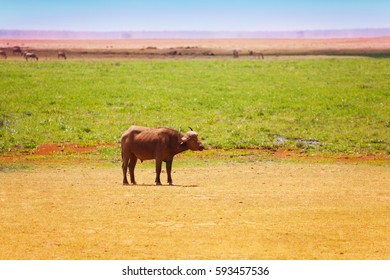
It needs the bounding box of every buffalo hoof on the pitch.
[156,182,162,186]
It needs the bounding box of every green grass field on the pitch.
[0,58,389,155]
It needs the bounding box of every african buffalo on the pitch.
[121,126,204,185]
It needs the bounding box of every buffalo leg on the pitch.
[166,160,174,185]
[129,154,137,185]
[155,159,163,185]
[122,154,130,185]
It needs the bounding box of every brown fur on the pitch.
[121,126,204,185]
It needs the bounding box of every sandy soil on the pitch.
[1,162,389,260]
[1,37,389,61]
[2,37,390,51]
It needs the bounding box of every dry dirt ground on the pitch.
[1,161,389,260]
[1,37,390,60]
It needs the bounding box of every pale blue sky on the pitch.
[1,0,389,31]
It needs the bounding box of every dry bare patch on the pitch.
[1,163,389,259]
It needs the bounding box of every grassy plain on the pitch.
[1,58,389,156]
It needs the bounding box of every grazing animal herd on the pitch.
[0,46,67,61]
[1,46,265,60]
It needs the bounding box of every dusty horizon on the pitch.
[1,37,390,54]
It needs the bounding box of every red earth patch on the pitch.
[0,144,388,164]
[33,143,99,156]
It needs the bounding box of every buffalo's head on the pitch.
[181,130,204,151]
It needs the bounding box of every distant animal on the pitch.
[0,50,6,59]
[12,46,22,55]
[204,51,215,56]
[233,49,239,58]
[121,126,205,185]
[249,50,264,59]
[167,50,178,55]
[24,52,38,61]
[58,51,67,59]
